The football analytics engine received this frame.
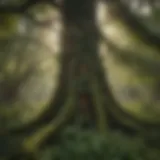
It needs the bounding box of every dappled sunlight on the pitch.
[0,3,64,130]
[1,0,160,159]
[96,0,160,123]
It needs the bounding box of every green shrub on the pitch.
[40,126,146,160]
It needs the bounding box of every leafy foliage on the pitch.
[40,126,145,160]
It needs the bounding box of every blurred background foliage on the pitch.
[0,0,160,160]
[121,0,160,34]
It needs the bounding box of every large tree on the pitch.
[0,0,160,159]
